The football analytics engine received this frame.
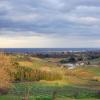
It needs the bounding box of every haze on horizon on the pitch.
[0,0,100,48]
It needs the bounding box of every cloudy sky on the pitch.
[0,0,100,48]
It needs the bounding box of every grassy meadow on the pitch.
[0,53,100,100]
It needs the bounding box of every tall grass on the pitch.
[0,53,14,94]
[13,65,63,82]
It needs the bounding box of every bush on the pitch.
[0,53,13,94]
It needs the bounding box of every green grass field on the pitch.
[0,96,100,100]
[0,82,98,100]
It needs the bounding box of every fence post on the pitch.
[52,89,57,100]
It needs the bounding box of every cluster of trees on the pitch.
[60,56,77,63]
[30,51,100,58]
[60,51,100,64]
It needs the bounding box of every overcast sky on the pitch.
[0,0,100,48]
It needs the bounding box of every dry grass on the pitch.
[18,61,33,67]
[0,68,11,89]
[0,53,13,89]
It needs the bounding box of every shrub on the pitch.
[0,53,14,94]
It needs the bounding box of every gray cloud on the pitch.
[0,0,100,47]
